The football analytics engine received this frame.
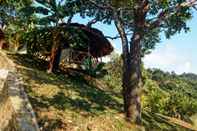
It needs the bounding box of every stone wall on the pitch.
[0,69,40,131]
[0,51,39,131]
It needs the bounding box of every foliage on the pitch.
[1,0,83,51]
[0,0,33,28]
[102,55,197,130]
[82,57,106,77]
[20,26,88,54]
[77,0,196,122]
[103,53,122,92]
[24,0,82,26]
[0,0,36,51]
[148,69,197,118]
[180,73,197,81]
[77,0,195,56]
[8,53,197,130]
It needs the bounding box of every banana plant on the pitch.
[82,57,106,78]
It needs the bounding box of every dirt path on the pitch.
[0,51,15,82]
[0,51,14,70]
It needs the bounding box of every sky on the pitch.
[143,11,197,74]
[72,10,197,75]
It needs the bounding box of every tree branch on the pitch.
[105,35,121,40]
[67,14,73,24]
[193,5,197,11]
[149,0,197,29]
[105,32,133,40]
[87,18,98,27]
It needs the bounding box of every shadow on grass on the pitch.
[11,54,123,116]
[29,76,123,115]
[8,54,48,71]
[38,116,66,131]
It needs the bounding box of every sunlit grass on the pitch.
[8,54,196,131]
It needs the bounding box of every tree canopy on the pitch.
[77,0,197,123]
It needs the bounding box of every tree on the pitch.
[0,0,35,51]
[27,0,82,73]
[79,0,197,124]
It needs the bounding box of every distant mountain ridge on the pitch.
[180,73,197,81]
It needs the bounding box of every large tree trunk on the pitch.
[115,1,147,123]
[123,9,145,124]
[115,18,141,124]
[47,29,62,73]
[53,46,62,71]
[119,29,142,124]
[123,31,142,124]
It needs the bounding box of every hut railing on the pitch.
[61,48,91,65]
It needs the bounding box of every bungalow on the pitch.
[49,23,114,72]
[25,23,113,72]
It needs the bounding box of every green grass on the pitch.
[9,54,145,131]
[8,54,196,131]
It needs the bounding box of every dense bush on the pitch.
[102,55,197,129]
[19,26,88,54]
[82,57,106,78]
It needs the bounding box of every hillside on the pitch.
[8,53,197,131]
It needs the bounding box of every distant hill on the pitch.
[105,58,197,130]
[180,73,197,81]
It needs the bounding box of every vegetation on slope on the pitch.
[103,55,197,130]
[9,54,141,131]
[8,53,197,131]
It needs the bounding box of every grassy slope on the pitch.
[9,54,144,131]
[8,54,197,131]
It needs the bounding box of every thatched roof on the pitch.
[25,23,113,58]
[60,23,114,57]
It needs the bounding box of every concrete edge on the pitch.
[0,51,40,131]
[6,71,40,131]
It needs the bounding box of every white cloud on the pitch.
[101,41,196,74]
[185,62,192,71]
[143,44,194,74]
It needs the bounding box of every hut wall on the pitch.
[61,48,90,64]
